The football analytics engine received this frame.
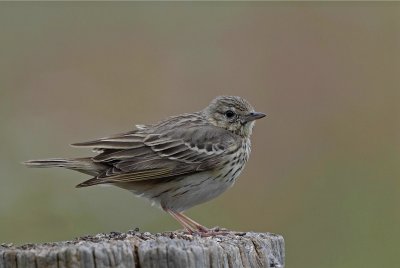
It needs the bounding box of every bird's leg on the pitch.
[164,207,227,236]
[165,209,196,234]
[174,212,209,233]
[175,213,230,236]
[178,213,232,236]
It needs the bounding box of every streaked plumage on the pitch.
[25,96,265,234]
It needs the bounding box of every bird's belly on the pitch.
[121,165,245,212]
[163,172,234,212]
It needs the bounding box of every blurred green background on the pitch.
[1,2,399,267]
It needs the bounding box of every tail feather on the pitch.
[24,158,74,168]
[23,157,107,177]
[75,177,105,188]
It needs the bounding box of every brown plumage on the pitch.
[24,96,266,235]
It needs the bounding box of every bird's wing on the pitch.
[71,130,147,150]
[73,125,240,187]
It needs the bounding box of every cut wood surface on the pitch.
[0,230,285,268]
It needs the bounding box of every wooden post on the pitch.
[0,231,284,268]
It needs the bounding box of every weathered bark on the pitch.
[0,230,284,268]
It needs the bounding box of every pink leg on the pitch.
[165,209,196,234]
[163,207,229,236]
[176,213,231,236]
[175,212,209,233]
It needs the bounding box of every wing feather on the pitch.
[71,132,146,149]
[75,124,240,187]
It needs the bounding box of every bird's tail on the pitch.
[23,157,106,176]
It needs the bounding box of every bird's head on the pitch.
[203,96,266,138]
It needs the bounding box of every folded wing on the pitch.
[72,125,239,187]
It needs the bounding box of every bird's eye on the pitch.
[225,110,236,118]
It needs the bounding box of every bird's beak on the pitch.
[244,112,266,123]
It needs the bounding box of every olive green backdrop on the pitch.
[1,2,399,268]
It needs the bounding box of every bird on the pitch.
[24,96,266,235]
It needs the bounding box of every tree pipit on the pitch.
[25,96,266,235]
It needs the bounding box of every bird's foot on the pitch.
[191,226,231,237]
